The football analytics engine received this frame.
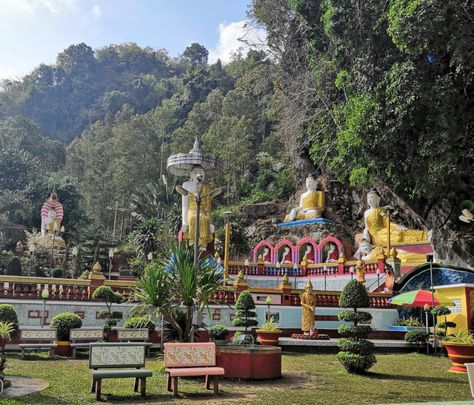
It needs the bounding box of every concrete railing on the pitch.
[0,275,393,308]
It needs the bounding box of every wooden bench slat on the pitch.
[166,367,224,377]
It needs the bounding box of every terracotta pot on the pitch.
[53,340,71,357]
[443,341,474,373]
[256,330,282,346]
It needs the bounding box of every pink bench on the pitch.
[164,342,225,397]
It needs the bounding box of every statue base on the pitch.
[277,218,335,228]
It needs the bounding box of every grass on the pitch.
[1,352,472,404]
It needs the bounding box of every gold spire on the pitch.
[92,262,102,272]
[305,280,313,289]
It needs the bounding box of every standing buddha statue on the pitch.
[300,280,316,334]
[178,167,214,248]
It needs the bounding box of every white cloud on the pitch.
[209,20,267,64]
[91,4,101,18]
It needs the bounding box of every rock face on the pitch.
[235,174,473,269]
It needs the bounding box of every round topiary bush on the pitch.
[0,305,19,337]
[404,329,429,344]
[337,280,376,374]
[210,324,230,341]
[124,317,155,332]
[50,313,82,341]
[6,257,22,276]
[233,290,258,332]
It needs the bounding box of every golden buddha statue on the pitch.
[363,189,429,247]
[355,258,366,284]
[285,176,325,222]
[178,167,214,248]
[300,280,316,334]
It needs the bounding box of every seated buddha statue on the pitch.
[284,176,325,222]
[178,167,214,248]
[302,244,315,263]
[325,243,339,262]
[280,246,292,264]
[363,189,429,247]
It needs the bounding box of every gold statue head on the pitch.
[305,280,313,290]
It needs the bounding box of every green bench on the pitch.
[19,328,57,359]
[89,342,152,400]
[70,328,103,358]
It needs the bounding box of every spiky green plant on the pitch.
[131,244,223,342]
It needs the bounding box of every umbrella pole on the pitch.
[425,309,430,354]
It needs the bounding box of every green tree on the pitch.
[183,43,209,66]
[232,290,258,332]
[337,280,376,374]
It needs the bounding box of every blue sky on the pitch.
[0,0,266,80]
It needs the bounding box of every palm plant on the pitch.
[131,244,223,342]
[0,321,14,383]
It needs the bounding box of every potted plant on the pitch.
[442,330,474,373]
[50,312,82,356]
[0,321,14,389]
[390,316,424,332]
[209,325,230,345]
[256,316,282,346]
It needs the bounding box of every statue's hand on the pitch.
[181,224,188,233]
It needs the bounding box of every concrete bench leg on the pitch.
[134,377,139,392]
[21,349,25,360]
[167,373,172,392]
[205,375,210,390]
[96,379,102,401]
[172,376,179,398]
[140,377,146,397]
[212,376,219,394]
[91,379,96,393]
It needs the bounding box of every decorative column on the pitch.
[279,274,293,306]
[88,262,105,297]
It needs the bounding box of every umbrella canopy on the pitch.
[388,289,454,307]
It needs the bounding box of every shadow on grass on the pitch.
[365,372,466,384]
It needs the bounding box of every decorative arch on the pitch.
[252,240,275,263]
[295,237,320,263]
[274,239,297,264]
[319,236,343,262]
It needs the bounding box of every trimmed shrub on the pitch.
[338,338,374,354]
[50,313,82,340]
[210,324,229,340]
[232,290,258,332]
[124,317,156,332]
[404,329,429,349]
[0,304,19,337]
[92,286,123,341]
[338,325,372,337]
[6,257,22,276]
[338,310,372,324]
[337,280,376,374]
[336,352,377,373]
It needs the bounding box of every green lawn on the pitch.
[1,352,472,404]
